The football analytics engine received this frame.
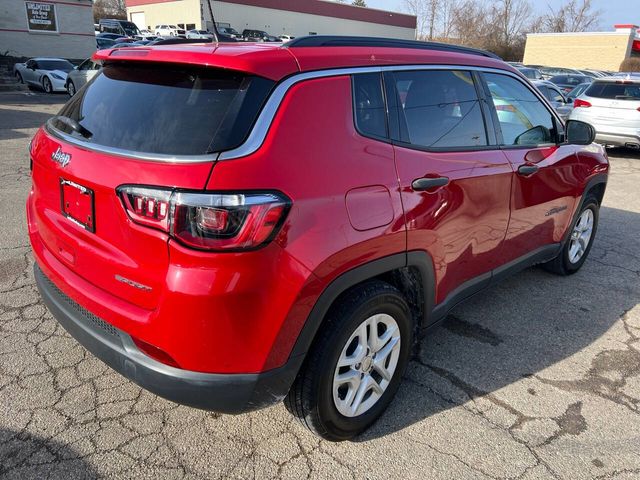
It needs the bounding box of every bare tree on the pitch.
[542,0,602,32]
[93,0,126,21]
[439,0,459,40]
[490,0,532,49]
[403,0,429,39]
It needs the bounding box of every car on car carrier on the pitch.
[27,36,609,441]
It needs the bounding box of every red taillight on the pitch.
[574,98,592,108]
[117,186,290,251]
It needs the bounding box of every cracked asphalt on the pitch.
[1,91,640,479]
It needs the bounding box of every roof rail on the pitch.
[284,35,501,60]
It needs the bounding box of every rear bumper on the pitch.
[35,263,299,413]
[594,132,640,148]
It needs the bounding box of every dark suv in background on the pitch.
[28,36,608,441]
[242,29,280,42]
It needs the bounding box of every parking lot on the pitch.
[1,91,639,479]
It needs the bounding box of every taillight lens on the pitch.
[574,98,592,108]
[117,186,290,251]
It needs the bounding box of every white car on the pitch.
[65,58,101,97]
[569,76,640,149]
[138,29,156,39]
[154,24,185,37]
[186,29,214,40]
[279,35,295,41]
[13,57,74,93]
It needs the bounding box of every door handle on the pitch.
[411,176,449,192]
[518,164,539,176]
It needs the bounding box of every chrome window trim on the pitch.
[44,119,220,164]
[220,64,562,160]
[43,63,560,164]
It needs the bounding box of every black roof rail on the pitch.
[284,35,501,60]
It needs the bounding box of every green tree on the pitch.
[352,0,367,6]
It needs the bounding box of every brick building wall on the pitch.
[523,30,635,72]
[0,0,95,59]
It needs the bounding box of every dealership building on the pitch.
[0,0,95,58]
[125,0,417,39]
[523,24,640,72]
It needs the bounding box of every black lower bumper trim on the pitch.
[34,264,300,414]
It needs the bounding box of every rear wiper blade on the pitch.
[53,115,93,139]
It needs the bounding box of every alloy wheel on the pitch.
[568,208,594,264]
[332,313,401,417]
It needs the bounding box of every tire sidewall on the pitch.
[16,72,23,83]
[67,81,75,96]
[314,290,413,440]
[562,197,599,273]
[43,77,52,93]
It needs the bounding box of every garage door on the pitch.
[130,12,146,31]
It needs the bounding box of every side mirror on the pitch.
[514,125,551,146]
[566,120,595,145]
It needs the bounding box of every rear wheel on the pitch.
[543,194,599,275]
[285,281,413,441]
[42,76,52,94]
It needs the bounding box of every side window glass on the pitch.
[484,73,555,147]
[352,73,387,139]
[389,70,487,149]
[79,60,89,71]
[549,88,565,104]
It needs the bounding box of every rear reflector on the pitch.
[117,186,290,251]
[574,98,592,108]
[132,336,180,368]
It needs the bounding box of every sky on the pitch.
[364,0,636,31]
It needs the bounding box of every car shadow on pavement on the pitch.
[358,205,640,441]
[0,110,57,142]
[0,428,98,479]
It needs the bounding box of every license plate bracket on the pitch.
[60,178,95,232]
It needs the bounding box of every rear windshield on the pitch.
[50,63,274,156]
[585,82,640,100]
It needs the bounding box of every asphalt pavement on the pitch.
[1,91,639,479]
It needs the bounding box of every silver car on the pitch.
[186,29,213,40]
[13,57,74,93]
[569,77,640,149]
[65,59,101,97]
[532,80,573,121]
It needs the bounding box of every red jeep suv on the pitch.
[27,36,608,440]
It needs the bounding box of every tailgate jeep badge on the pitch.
[51,147,71,167]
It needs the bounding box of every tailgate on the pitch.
[29,60,278,310]
[30,129,212,310]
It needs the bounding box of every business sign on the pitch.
[25,2,58,33]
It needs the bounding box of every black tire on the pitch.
[67,80,76,97]
[42,77,52,94]
[285,280,413,441]
[15,72,23,84]
[543,194,599,275]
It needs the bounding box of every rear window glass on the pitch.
[51,63,274,156]
[585,82,640,100]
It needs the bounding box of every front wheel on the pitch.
[543,194,599,275]
[285,281,413,441]
[15,72,23,84]
[67,80,76,97]
[42,76,52,94]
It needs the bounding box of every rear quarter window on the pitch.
[50,63,274,156]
